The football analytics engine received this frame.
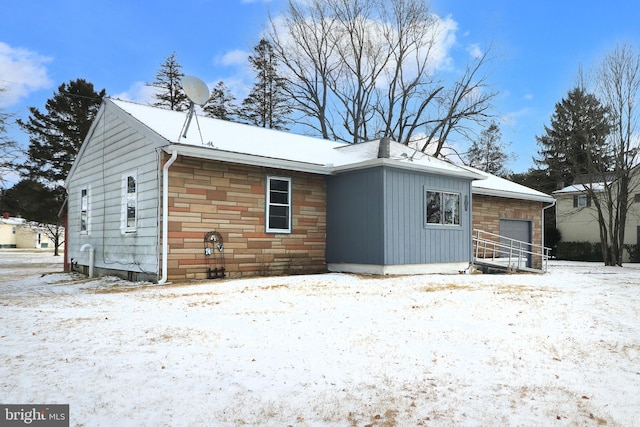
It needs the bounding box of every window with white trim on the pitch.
[80,187,89,234]
[266,176,291,233]
[122,172,137,233]
[426,190,460,226]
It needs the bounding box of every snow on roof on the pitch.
[0,217,27,226]
[460,165,555,203]
[111,98,345,167]
[553,182,607,194]
[110,99,483,180]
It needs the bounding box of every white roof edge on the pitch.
[163,145,333,175]
[474,187,555,203]
[332,158,487,180]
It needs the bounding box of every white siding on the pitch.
[66,103,162,277]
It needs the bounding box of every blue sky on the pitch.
[2,0,640,183]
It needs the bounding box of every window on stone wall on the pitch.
[266,176,292,233]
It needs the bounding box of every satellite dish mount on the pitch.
[180,76,210,139]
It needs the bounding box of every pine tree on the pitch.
[240,39,291,130]
[148,52,190,111]
[465,121,514,177]
[535,87,611,187]
[204,81,238,121]
[17,79,106,184]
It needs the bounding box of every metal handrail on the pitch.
[472,229,550,273]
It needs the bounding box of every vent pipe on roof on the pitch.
[378,137,390,159]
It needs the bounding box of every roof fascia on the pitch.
[474,187,555,203]
[163,144,333,175]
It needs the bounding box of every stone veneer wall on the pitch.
[165,156,327,280]
[472,194,544,269]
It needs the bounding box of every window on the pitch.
[635,193,640,203]
[426,191,460,226]
[266,176,291,233]
[122,172,137,233]
[80,187,89,234]
[573,194,590,208]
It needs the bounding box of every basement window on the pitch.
[426,191,460,226]
[266,176,291,233]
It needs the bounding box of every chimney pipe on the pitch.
[378,137,390,159]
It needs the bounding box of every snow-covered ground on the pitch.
[1,250,639,426]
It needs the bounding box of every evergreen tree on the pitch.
[534,87,611,187]
[465,121,514,177]
[240,39,291,130]
[17,79,106,184]
[148,52,190,111]
[204,81,238,121]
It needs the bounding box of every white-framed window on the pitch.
[426,190,461,226]
[80,186,90,234]
[266,176,292,233]
[121,171,138,233]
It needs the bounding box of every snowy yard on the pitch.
[1,250,639,426]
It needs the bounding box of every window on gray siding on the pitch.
[426,191,460,226]
[266,176,291,233]
[122,172,137,233]
[80,187,89,233]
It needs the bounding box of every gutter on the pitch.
[157,149,178,284]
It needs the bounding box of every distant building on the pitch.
[0,213,60,249]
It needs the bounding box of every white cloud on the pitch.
[113,81,158,104]
[216,49,249,67]
[0,42,52,108]
[467,43,483,60]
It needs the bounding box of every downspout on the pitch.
[157,149,178,284]
[80,243,94,278]
[542,199,557,271]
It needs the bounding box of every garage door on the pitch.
[499,219,532,267]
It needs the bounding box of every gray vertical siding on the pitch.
[383,167,472,265]
[327,165,473,266]
[326,168,385,264]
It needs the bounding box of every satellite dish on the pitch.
[180,76,210,139]
[182,76,210,106]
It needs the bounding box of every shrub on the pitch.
[624,244,640,263]
[556,241,603,262]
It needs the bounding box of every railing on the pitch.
[472,229,551,273]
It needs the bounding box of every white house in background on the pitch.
[553,177,640,260]
[0,214,59,249]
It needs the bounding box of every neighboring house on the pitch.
[64,98,552,281]
[0,214,59,249]
[468,168,556,270]
[553,175,640,261]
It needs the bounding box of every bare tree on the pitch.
[0,89,20,187]
[591,43,640,265]
[268,0,496,150]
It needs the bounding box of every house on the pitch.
[553,175,640,261]
[0,214,60,249]
[64,98,551,281]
